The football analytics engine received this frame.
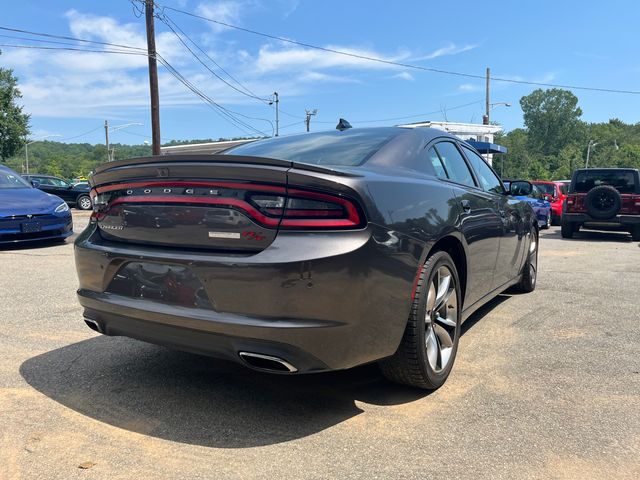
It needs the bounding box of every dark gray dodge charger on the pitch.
[75,127,538,389]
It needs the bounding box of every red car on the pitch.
[532,180,568,224]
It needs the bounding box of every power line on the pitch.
[0,42,269,137]
[0,43,147,56]
[158,13,268,102]
[156,54,268,136]
[59,126,104,142]
[157,2,640,95]
[0,25,145,52]
[316,100,485,124]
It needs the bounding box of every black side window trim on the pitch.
[426,138,481,190]
[459,143,507,196]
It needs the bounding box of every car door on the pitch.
[43,177,73,203]
[461,145,525,288]
[429,141,502,306]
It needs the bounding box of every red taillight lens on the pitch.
[92,181,364,230]
[249,189,363,229]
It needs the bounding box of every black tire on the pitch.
[513,226,538,293]
[585,185,621,219]
[561,220,575,238]
[379,251,461,390]
[632,225,640,242]
[76,195,92,210]
[541,213,551,230]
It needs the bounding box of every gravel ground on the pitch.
[1,211,639,480]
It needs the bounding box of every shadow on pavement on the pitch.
[20,335,430,448]
[543,227,633,243]
[0,237,69,251]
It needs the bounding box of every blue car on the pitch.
[504,180,552,229]
[0,164,73,244]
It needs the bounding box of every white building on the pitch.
[397,121,503,165]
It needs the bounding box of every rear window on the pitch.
[573,171,637,193]
[535,183,555,195]
[224,128,402,167]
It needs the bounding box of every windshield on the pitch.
[0,169,32,189]
[224,128,402,166]
[573,170,637,193]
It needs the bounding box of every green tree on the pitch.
[520,88,583,156]
[0,52,30,160]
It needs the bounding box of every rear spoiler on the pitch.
[92,154,361,180]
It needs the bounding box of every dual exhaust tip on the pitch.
[84,318,297,374]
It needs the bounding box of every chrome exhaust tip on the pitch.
[84,317,103,334]
[238,351,298,373]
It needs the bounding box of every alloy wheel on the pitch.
[79,197,92,210]
[424,266,458,373]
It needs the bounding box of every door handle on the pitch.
[460,200,471,213]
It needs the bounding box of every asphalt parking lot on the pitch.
[1,211,639,480]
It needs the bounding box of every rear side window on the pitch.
[434,142,476,187]
[573,171,637,193]
[462,145,503,194]
[427,147,448,179]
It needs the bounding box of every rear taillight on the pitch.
[249,188,363,229]
[91,182,364,230]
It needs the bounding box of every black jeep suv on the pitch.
[562,168,640,240]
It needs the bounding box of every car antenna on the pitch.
[336,118,352,131]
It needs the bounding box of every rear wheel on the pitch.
[561,220,575,238]
[632,225,640,241]
[76,195,92,210]
[513,226,538,293]
[379,251,461,390]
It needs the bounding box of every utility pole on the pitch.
[305,109,318,132]
[145,0,161,155]
[104,120,110,162]
[586,140,598,168]
[273,92,279,136]
[483,67,490,125]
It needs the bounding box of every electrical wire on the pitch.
[0,42,268,137]
[0,25,146,52]
[155,1,640,95]
[315,100,485,124]
[159,13,267,102]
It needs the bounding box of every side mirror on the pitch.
[542,193,553,202]
[508,180,533,196]
[31,180,40,188]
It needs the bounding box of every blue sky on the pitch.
[1,0,639,145]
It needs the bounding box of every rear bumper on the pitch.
[0,215,73,244]
[74,223,420,373]
[563,213,640,226]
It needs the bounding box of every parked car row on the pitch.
[22,174,93,210]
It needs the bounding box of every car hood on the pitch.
[0,188,65,217]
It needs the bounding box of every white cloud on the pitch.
[253,43,412,73]
[416,42,478,61]
[392,72,414,81]
[457,83,483,92]
[195,1,245,32]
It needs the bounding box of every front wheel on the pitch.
[542,213,551,230]
[76,195,92,210]
[632,225,640,241]
[379,251,461,390]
